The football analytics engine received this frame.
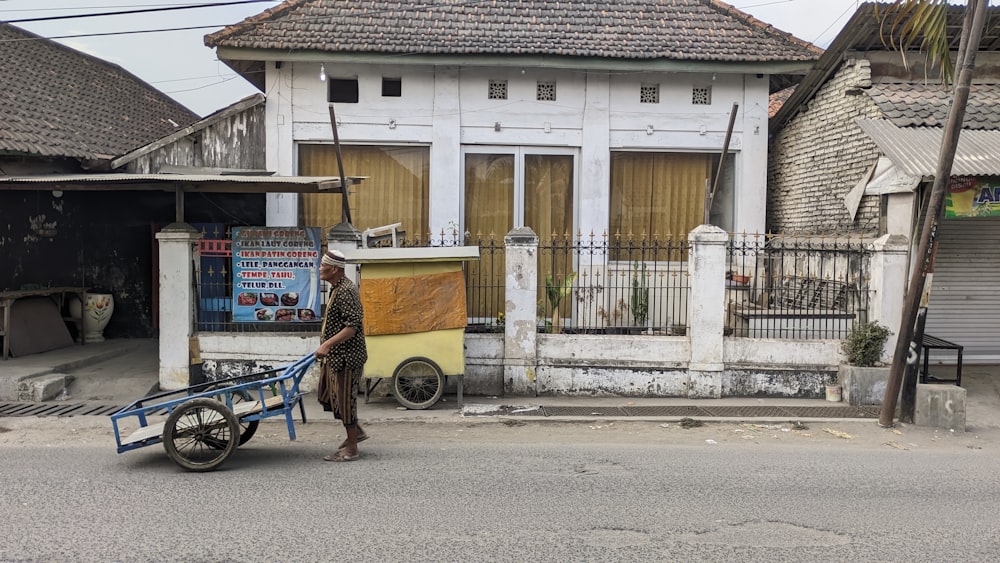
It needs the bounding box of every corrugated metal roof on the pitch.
[856,120,1000,177]
[0,173,365,193]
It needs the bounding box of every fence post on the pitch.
[503,227,539,396]
[687,225,728,398]
[869,234,910,364]
[155,223,202,391]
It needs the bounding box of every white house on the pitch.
[182,1,911,402]
[206,0,820,242]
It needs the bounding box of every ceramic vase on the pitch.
[68,293,115,342]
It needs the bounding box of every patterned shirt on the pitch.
[321,276,368,371]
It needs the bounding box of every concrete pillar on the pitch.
[579,72,611,239]
[914,383,966,431]
[265,61,297,227]
[687,225,728,398]
[429,66,462,235]
[155,223,201,391]
[327,222,362,284]
[869,234,910,364]
[503,227,538,396]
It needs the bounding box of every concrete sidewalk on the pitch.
[2,338,999,429]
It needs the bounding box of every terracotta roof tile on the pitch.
[0,24,199,161]
[206,0,820,63]
[769,86,795,118]
[867,82,1000,130]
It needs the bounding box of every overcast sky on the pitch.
[0,0,947,117]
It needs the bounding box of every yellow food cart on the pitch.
[345,246,480,409]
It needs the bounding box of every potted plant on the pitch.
[838,320,892,405]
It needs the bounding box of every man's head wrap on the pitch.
[321,249,347,269]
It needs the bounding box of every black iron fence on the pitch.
[539,233,691,334]
[725,233,873,339]
[192,227,870,340]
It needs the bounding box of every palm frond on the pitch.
[875,0,953,84]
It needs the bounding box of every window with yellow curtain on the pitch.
[525,154,574,239]
[299,144,430,237]
[610,152,711,259]
[464,153,513,320]
[525,154,575,328]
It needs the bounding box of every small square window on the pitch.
[536,81,556,101]
[640,84,659,104]
[329,78,359,103]
[488,79,508,100]
[382,77,402,97]
[692,86,712,105]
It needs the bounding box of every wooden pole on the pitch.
[880,0,987,427]
[705,102,739,224]
[327,104,353,225]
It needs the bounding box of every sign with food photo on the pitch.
[231,227,323,322]
[946,176,1000,218]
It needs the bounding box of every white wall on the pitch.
[265,62,771,237]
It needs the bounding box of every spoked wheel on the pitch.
[391,357,444,410]
[163,398,240,472]
[204,384,259,446]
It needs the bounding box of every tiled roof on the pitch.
[0,24,199,162]
[769,86,795,118]
[206,0,820,63]
[867,82,1000,130]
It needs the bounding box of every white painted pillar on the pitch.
[503,227,538,396]
[155,223,201,391]
[869,234,910,364]
[687,225,728,398]
[429,66,462,236]
[266,61,298,227]
[579,72,611,241]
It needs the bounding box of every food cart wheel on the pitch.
[391,357,444,410]
[204,384,259,446]
[163,398,240,472]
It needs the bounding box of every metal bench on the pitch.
[919,333,963,386]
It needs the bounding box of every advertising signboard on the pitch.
[946,176,1000,218]
[231,227,322,323]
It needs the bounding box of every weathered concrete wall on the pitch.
[121,103,266,173]
[0,190,265,339]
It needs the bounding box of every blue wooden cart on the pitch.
[111,354,315,472]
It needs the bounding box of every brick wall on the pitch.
[768,59,884,235]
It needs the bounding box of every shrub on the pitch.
[842,321,891,367]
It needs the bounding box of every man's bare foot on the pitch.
[338,428,369,450]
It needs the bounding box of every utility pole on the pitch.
[879,0,988,427]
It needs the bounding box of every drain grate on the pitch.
[0,402,125,417]
[498,405,880,419]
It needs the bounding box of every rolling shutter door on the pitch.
[923,216,1000,362]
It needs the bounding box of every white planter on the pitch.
[69,293,115,342]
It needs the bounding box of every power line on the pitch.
[2,1,275,24]
[1,0,493,42]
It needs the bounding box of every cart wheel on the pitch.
[391,357,444,410]
[163,398,240,472]
[205,384,259,446]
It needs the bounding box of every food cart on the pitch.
[345,246,479,409]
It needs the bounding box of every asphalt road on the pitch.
[1,416,998,562]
